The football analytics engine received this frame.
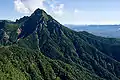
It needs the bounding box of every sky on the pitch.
[0,0,120,25]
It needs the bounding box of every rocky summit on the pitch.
[1,8,120,80]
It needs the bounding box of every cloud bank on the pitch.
[14,0,64,16]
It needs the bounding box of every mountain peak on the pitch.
[34,8,44,13]
[32,8,47,17]
[17,8,50,39]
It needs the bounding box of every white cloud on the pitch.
[51,4,64,16]
[74,9,80,13]
[14,0,46,14]
[14,0,64,16]
[14,0,30,14]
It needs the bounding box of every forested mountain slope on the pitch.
[0,9,120,80]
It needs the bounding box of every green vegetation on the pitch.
[0,46,103,80]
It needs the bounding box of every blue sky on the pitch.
[0,0,23,20]
[0,0,120,25]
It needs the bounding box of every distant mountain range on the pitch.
[65,24,120,38]
[1,9,120,80]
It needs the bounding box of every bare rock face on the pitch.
[3,32,9,41]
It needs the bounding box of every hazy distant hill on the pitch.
[65,24,120,38]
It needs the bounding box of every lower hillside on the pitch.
[0,45,103,80]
